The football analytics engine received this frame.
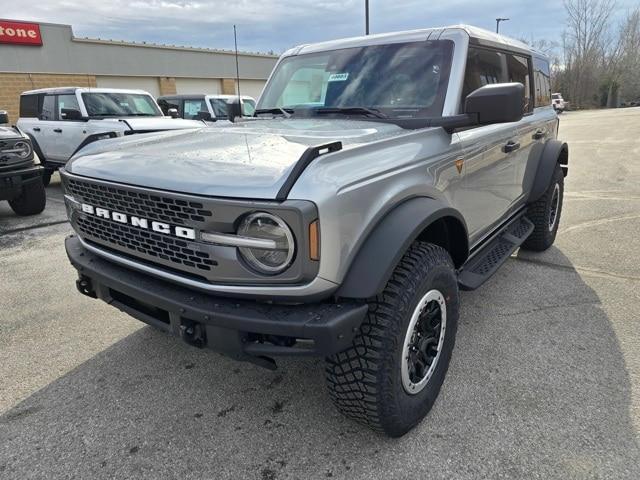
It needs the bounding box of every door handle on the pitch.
[53,128,63,133]
[33,127,41,132]
[503,141,521,153]
[532,129,546,140]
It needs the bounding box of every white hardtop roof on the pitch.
[286,24,537,57]
[21,87,154,96]
[209,94,256,101]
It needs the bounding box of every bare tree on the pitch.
[563,0,616,108]
[616,8,640,103]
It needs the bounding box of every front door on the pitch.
[456,123,520,242]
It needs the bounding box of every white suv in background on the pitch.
[17,87,205,185]
[552,93,566,112]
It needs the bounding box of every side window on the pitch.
[506,53,533,113]
[58,94,81,119]
[533,57,551,107]
[40,95,57,121]
[183,99,207,119]
[19,94,39,118]
[461,47,508,106]
[209,99,229,119]
[158,98,182,116]
[242,99,256,116]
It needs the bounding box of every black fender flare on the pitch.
[529,140,568,202]
[336,197,469,299]
[24,132,48,167]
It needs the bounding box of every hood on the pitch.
[67,118,405,199]
[117,117,206,131]
[0,126,22,140]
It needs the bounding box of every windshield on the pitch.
[258,40,453,118]
[552,94,561,100]
[82,92,162,117]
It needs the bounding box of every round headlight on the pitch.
[13,141,32,159]
[238,212,295,274]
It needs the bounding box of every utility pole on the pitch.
[365,0,370,35]
[495,17,509,33]
[233,25,241,101]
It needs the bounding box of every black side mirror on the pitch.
[0,110,8,124]
[195,110,214,122]
[60,108,84,121]
[464,83,524,125]
[167,108,179,118]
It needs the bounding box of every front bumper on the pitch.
[66,235,367,366]
[0,164,42,187]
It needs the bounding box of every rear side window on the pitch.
[19,94,39,118]
[533,58,551,107]
[462,47,533,114]
[40,95,56,120]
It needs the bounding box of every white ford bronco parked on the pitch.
[16,88,205,186]
[62,25,567,436]
[0,110,46,216]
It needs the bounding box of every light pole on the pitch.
[495,17,509,33]
[365,0,370,35]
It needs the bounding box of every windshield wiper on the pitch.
[254,107,294,118]
[312,107,387,119]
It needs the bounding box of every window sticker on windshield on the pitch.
[328,73,349,82]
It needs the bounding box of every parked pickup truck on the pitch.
[0,111,45,216]
[62,25,568,437]
[17,88,205,186]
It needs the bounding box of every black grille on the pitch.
[76,215,217,272]
[66,178,213,225]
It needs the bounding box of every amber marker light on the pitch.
[309,220,320,261]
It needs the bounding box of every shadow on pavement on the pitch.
[1,247,638,479]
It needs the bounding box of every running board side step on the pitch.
[457,216,534,291]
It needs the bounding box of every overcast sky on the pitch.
[3,1,639,54]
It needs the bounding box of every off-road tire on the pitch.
[9,180,46,216]
[325,242,459,437]
[522,163,564,251]
[42,169,53,187]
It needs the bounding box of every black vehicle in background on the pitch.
[0,110,45,216]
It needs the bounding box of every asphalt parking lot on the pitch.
[1,108,639,479]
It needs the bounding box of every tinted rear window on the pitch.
[19,94,40,117]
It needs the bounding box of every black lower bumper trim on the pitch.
[65,236,368,361]
[0,164,43,189]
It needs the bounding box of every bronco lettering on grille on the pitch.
[81,203,196,240]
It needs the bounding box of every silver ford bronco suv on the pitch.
[62,25,568,437]
[0,110,46,216]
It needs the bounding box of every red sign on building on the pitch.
[0,20,42,46]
